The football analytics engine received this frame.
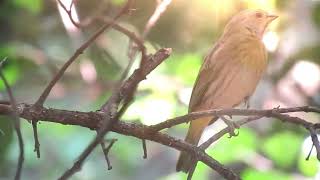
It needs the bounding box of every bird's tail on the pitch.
[176,117,214,173]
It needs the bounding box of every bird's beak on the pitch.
[267,14,278,22]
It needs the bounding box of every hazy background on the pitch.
[0,0,320,179]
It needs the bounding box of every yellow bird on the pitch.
[176,9,278,173]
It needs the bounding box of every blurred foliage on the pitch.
[0,0,319,180]
[208,128,258,164]
[0,116,13,173]
[12,0,42,14]
[262,131,303,169]
[241,168,291,180]
[163,53,202,86]
[312,3,320,30]
[298,155,319,177]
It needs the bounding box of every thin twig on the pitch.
[59,48,171,179]
[114,2,173,159]
[150,106,320,131]
[0,58,24,180]
[58,0,145,169]
[100,139,117,170]
[187,157,197,180]
[199,116,263,150]
[142,0,172,39]
[35,0,132,107]
[306,144,314,160]
[32,120,40,158]
[142,139,147,159]
[33,0,131,160]
[308,127,320,160]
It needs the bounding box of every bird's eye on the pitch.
[255,12,263,18]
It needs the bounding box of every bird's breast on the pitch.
[238,37,268,73]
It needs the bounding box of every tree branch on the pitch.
[58,47,171,179]
[1,103,319,179]
[0,58,24,180]
[36,0,133,107]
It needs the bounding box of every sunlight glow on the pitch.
[178,88,192,106]
[291,61,320,95]
[242,0,276,9]
[263,31,279,52]
[140,100,174,125]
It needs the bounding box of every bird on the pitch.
[176,9,278,173]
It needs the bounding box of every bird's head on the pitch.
[224,9,278,39]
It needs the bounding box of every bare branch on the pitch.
[0,58,24,180]
[100,139,118,170]
[35,0,133,107]
[308,127,320,160]
[187,158,197,180]
[150,106,320,131]
[1,103,319,179]
[58,48,171,179]
[32,120,40,158]
[142,0,172,39]
[199,116,263,150]
[142,139,147,159]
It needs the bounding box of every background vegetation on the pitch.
[0,0,320,179]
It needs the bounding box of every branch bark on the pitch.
[1,103,319,179]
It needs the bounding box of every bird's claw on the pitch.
[273,105,281,110]
[220,116,240,138]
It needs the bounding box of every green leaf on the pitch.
[13,0,42,14]
[0,63,19,90]
[241,168,291,180]
[262,131,303,168]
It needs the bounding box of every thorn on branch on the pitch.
[219,115,240,138]
[306,144,314,161]
[32,120,41,158]
[101,139,117,170]
[308,127,320,161]
[142,139,147,159]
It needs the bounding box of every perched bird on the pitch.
[176,9,278,173]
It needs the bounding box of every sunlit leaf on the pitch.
[0,63,19,90]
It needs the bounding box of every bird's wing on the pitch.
[188,40,225,112]
[189,36,267,112]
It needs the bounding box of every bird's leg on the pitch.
[219,115,240,137]
[244,96,250,109]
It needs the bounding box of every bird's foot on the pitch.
[244,96,250,109]
[220,116,240,138]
